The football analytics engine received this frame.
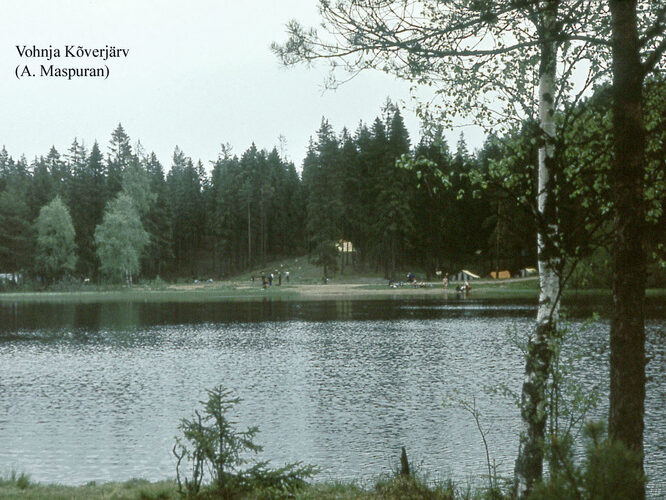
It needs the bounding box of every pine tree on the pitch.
[302,120,343,277]
[0,189,32,280]
[69,140,106,279]
[45,146,69,196]
[28,156,56,221]
[166,147,204,275]
[376,106,413,279]
[142,152,173,278]
[335,128,360,273]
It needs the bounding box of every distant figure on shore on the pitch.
[268,273,273,287]
[443,276,448,289]
[261,272,267,289]
[286,271,290,283]
[278,271,282,286]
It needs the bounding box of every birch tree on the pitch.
[273,1,608,495]
[94,193,149,285]
[34,196,77,282]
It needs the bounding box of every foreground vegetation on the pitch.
[0,475,504,500]
[0,474,483,500]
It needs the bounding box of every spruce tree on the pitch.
[107,123,133,198]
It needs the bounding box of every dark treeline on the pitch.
[1,89,663,286]
[0,103,535,285]
[0,125,307,283]
[301,101,535,281]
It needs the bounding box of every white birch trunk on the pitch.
[514,1,561,497]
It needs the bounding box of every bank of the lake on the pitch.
[0,475,484,500]
[0,477,177,500]
[0,279,665,308]
[2,275,664,302]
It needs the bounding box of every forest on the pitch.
[0,82,664,289]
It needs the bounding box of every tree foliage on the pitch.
[34,196,77,282]
[94,193,149,284]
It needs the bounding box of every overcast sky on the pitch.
[1,0,485,171]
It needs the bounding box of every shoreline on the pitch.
[0,277,540,304]
[0,277,664,304]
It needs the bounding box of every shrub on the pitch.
[173,386,316,499]
[151,275,168,290]
[0,470,31,490]
[529,421,645,500]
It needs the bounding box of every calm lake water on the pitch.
[0,296,664,496]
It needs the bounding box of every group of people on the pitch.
[388,272,430,288]
[387,270,470,293]
[255,270,290,289]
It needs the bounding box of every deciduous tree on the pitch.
[34,196,77,282]
[94,193,149,284]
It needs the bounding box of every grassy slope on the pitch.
[0,255,535,302]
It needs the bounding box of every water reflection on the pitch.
[0,298,663,497]
[2,295,664,336]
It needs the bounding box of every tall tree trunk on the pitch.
[260,196,266,265]
[515,2,560,496]
[391,237,396,281]
[247,198,252,267]
[609,2,646,499]
[495,201,502,277]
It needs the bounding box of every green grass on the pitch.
[0,474,507,500]
[0,476,178,499]
[1,254,664,304]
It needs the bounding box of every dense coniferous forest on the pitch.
[0,90,664,287]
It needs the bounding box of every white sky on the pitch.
[1,0,485,171]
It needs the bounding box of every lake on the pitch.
[0,296,664,496]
